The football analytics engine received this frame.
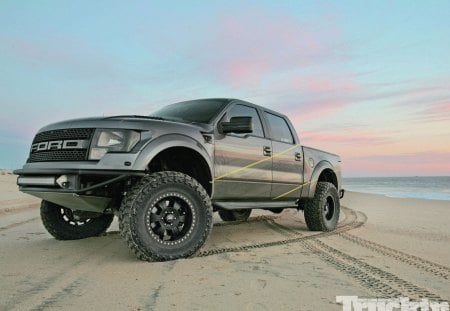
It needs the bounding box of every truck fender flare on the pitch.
[132,134,213,173]
[308,160,335,197]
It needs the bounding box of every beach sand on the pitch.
[1,172,449,310]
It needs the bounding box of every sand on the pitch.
[0,172,449,310]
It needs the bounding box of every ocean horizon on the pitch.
[343,176,450,201]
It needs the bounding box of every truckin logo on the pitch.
[336,296,449,311]
[31,140,87,153]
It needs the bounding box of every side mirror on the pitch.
[221,116,253,134]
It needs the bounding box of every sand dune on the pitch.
[1,174,449,310]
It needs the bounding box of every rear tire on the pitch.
[218,209,252,221]
[119,171,213,261]
[40,200,114,240]
[304,182,340,231]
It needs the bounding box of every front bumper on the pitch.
[15,168,146,212]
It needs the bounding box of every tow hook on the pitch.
[339,189,345,199]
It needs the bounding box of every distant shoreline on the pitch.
[343,176,450,201]
[344,175,450,178]
[344,190,450,203]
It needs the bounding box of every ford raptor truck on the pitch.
[15,98,344,261]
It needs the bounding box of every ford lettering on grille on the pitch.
[31,140,88,153]
[27,128,94,162]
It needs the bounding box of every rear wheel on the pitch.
[40,200,114,240]
[218,209,252,221]
[119,171,213,261]
[304,182,340,231]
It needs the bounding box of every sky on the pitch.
[1,1,449,177]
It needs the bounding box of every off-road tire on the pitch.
[119,171,213,261]
[304,182,340,231]
[218,209,252,221]
[40,200,114,240]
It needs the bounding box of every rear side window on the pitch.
[227,104,264,137]
[264,112,294,144]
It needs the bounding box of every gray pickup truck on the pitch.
[15,98,344,261]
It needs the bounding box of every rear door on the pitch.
[213,103,272,200]
[263,112,303,200]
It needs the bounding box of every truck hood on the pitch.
[38,115,214,133]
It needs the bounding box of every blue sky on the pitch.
[1,1,450,176]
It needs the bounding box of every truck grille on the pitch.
[27,128,94,163]
[32,128,94,143]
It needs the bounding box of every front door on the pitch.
[213,104,272,200]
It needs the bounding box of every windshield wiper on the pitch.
[150,116,196,124]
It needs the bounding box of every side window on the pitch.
[264,112,294,144]
[227,104,264,137]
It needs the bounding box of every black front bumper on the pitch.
[15,169,146,212]
[15,169,146,194]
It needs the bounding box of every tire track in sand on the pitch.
[0,217,39,232]
[338,232,450,280]
[196,207,364,258]
[3,237,117,310]
[265,212,445,301]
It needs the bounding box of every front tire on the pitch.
[304,182,340,231]
[119,171,213,261]
[218,209,252,221]
[40,200,114,240]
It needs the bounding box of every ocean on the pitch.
[343,176,450,201]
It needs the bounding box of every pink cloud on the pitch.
[294,126,450,177]
[438,102,450,111]
[197,8,345,86]
[279,74,359,122]
[375,77,450,123]
[287,98,347,123]
[360,85,447,103]
[282,76,449,125]
[300,128,392,146]
[346,152,450,176]
[225,60,270,86]
[419,100,450,122]
[176,7,362,123]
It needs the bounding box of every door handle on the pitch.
[295,152,302,161]
[263,146,272,156]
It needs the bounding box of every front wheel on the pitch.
[304,182,340,231]
[119,171,213,261]
[40,200,114,240]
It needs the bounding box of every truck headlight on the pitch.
[89,129,140,160]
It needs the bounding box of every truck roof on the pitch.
[174,98,290,119]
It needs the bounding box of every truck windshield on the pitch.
[150,99,228,124]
